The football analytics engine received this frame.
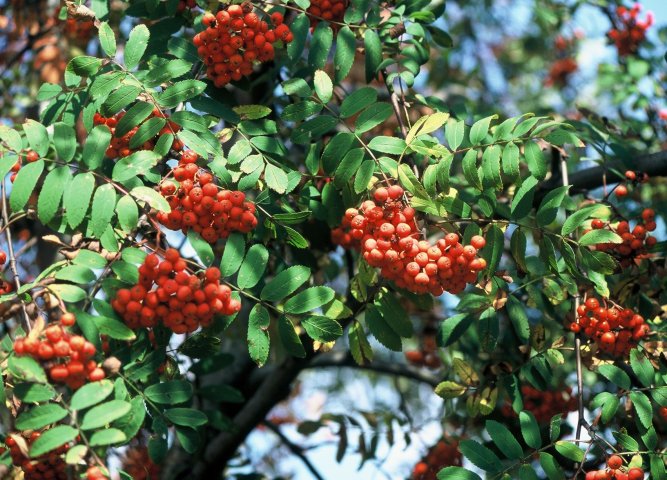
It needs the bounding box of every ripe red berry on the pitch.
[607,455,622,469]
[615,184,628,196]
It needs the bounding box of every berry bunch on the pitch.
[307,0,348,30]
[590,208,657,268]
[5,432,69,480]
[608,4,653,56]
[501,385,577,424]
[545,58,578,87]
[332,186,487,296]
[120,446,161,480]
[405,333,441,369]
[13,313,106,389]
[93,109,184,159]
[585,456,644,480]
[112,249,241,334]
[411,439,462,480]
[9,149,39,183]
[195,4,293,88]
[569,296,650,357]
[614,170,650,197]
[156,151,258,243]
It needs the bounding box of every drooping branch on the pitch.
[262,420,325,480]
[535,148,667,203]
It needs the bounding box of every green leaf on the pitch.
[165,408,208,427]
[248,304,270,367]
[598,364,631,390]
[406,112,450,144]
[506,296,530,344]
[437,467,482,480]
[354,160,375,193]
[115,101,154,137]
[94,315,136,341]
[540,452,565,480]
[287,13,309,60]
[469,115,496,145]
[434,381,467,399]
[220,233,245,277]
[13,383,56,403]
[116,195,139,232]
[10,160,44,212]
[519,411,541,449]
[445,119,465,151]
[302,316,343,342]
[481,145,502,190]
[458,439,501,473]
[158,80,207,108]
[291,115,337,144]
[309,22,333,69]
[131,186,171,212]
[630,349,654,387]
[349,320,373,365]
[282,78,312,97]
[501,141,520,181]
[174,426,200,453]
[70,380,114,411]
[561,205,601,235]
[83,125,112,169]
[80,400,131,430]
[128,117,166,149]
[283,287,335,314]
[89,428,126,447]
[103,85,142,116]
[125,24,150,70]
[145,380,193,404]
[15,404,68,430]
[112,150,160,182]
[524,141,547,180]
[482,225,504,275]
[368,137,407,155]
[439,313,473,347]
[592,392,619,423]
[98,22,116,56]
[579,229,622,247]
[90,184,116,238]
[629,391,653,429]
[29,425,78,458]
[555,441,584,462]
[67,56,103,76]
[536,186,569,226]
[277,315,306,358]
[314,70,333,103]
[9,355,47,383]
[355,103,393,134]
[260,266,311,302]
[237,244,269,289]
[53,122,77,162]
[334,148,364,187]
[486,419,523,459]
[114,396,146,440]
[334,26,356,83]
[365,305,401,352]
[38,166,70,224]
[187,230,214,266]
[340,88,378,118]
[364,29,382,82]
[264,163,289,194]
[462,149,481,190]
[55,265,95,284]
[64,173,95,229]
[510,176,538,220]
[22,120,49,155]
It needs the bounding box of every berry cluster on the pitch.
[195,4,293,88]
[332,186,487,296]
[307,0,348,30]
[502,385,577,424]
[614,170,650,197]
[13,313,106,389]
[545,58,578,88]
[5,432,69,480]
[609,4,653,56]
[405,330,441,369]
[93,109,184,159]
[120,446,161,480]
[156,151,258,243]
[585,456,644,480]
[112,249,241,334]
[590,208,657,268]
[570,296,650,357]
[411,439,462,480]
[9,149,39,183]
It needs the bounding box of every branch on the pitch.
[309,351,441,387]
[535,148,667,203]
[262,420,325,480]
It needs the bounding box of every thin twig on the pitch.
[262,420,325,480]
[0,182,31,332]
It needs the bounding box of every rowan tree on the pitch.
[0,0,666,479]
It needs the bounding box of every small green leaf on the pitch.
[309,23,333,70]
[248,304,270,366]
[70,380,114,411]
[555,441,584,462]
[187,230,215,265]
[10,160,44,212]
[89,428,126,446]
[80,400,132,430]
[91,184,117,238]
[469,115,496,145]
[16,404,68,430]
[260,266,311,302]
[598,364,631,390]
[164,408,208,427]
[220,233,246,277]
[519,411,541,449]
[355,103,393,134]
[9,356,47,383]
[579,229,622,247]
[131,186,171,212]
[536,186,569,226]
[98,22,116,56]
[458,439,501,473]
[364,29,382,82]
[437,467,482,480]
[67,56,103,76]
[630,349,654,387]
[277,315,306,358]
[38,166,70,224]
[264,163,289,194]
[334,26,356,83]
[145,380,193,404]
[125,24,150,70]
[340,88,378,118]
[314,70,333,103]
[158,80,207,108]
[302,316,343,342]
[29,425,78,458]
[486,419,523,459]
[283,287,335,314]
[237,244,269,289]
